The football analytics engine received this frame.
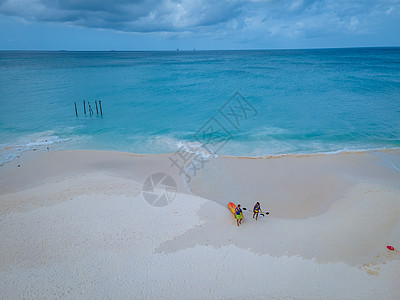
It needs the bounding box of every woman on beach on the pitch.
[253,202,261,220]
[235,204,243,226]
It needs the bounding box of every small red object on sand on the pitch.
[387,246,394,251]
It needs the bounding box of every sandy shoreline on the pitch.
[1,149,400,298]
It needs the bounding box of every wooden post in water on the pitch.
[83,100,86,115]
[99,100,103,116]
[74,102,78,117]
[95,100,99,114]
[88,102,93,114]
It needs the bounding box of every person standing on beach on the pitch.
[235,204,243,226]
[253,202,261,220]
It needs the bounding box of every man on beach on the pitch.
[235,204,243,226]
[253,202,261,220]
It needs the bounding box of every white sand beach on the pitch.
[1,149,400,299]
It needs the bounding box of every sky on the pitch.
[0,0,399,50]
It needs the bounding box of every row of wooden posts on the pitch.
[74,100,103,117]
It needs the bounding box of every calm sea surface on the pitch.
[0,48,399,164]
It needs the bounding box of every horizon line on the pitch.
[1,45,400,52]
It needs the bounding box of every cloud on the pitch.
[0,0,243,32]
[0,0,399,40]
[237,0,400,41]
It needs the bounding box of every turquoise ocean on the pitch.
[0,48,399,165]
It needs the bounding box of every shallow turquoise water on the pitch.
[0,48,399,163]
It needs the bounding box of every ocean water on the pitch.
[0,48,400,164]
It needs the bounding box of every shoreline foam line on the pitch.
[220,147,400,159]
[2,144,400,167]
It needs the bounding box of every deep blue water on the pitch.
[0,48,399,164]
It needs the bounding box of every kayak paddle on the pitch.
[242,207,269,216]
